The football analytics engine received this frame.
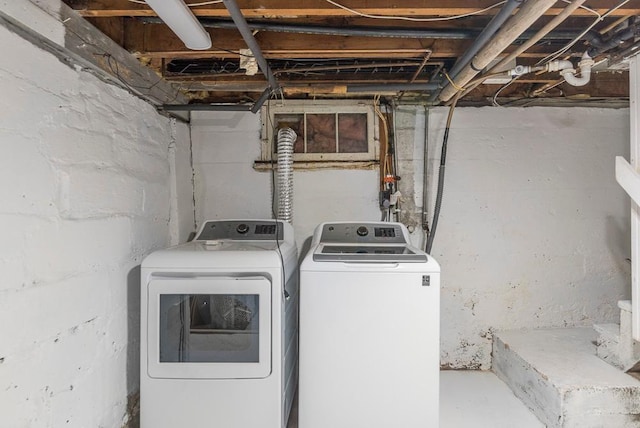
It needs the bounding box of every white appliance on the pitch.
[299,221,440,428]
[140,220,298,428]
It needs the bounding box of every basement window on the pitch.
[258,100,379,168]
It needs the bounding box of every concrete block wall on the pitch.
[0,4,194,427]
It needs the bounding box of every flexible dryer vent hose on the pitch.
[277,127,296,223]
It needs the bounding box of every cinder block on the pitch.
[395,128,425,161]
[42,128,115,166]
[27,218,133,285]
[394,106,424,130]
[0,135,57,217]
[57,166,145,219]
[130,217,171,257]
[113,148,170,184]
[0,273,111,357]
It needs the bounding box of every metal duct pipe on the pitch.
[276,128,296,224]
[251,88,272,113]
[222,0,279,91]
[162,104,252,111]
[142,17,579,41]
[438,0,557,102]
[447,0,523,80]
[198,18,475,39]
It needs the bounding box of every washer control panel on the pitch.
[196,220,284,241]
[319,222,407,244]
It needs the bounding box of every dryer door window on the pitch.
[147,277,272,379]
[159,293,260,363]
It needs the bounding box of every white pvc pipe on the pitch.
[561,52,594,87]
[545,52,594,87]
[276,128,296,224]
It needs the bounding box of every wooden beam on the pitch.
[72,0,640,18]
[60,5,186,105]
[0,4,185,106]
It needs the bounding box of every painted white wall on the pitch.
[193,106,630,370]
[0,6,194,428]
[400,106,630,369]
[191,111,380,248]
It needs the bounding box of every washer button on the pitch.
[356,226,369,237]
[236,223,250,234]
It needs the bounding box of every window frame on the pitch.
[260,100,379,163]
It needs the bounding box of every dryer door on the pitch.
[147,276,271,379]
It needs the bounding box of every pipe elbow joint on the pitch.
[563,53,594,87]
[561,68,592,87]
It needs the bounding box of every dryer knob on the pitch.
[356,226,369,237]
[236,223,250,234]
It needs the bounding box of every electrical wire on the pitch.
[374,96,399,222]
[560,0,601,18]
[492,75,521,107]
[425,91,461,254]
[389,101,401,222]
[323,0,507,22]
[210,46,256,57]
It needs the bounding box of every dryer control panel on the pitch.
[319,222,407,244]
[196,220,284,241]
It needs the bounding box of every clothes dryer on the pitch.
[299,221,440,428]
[140,220,298,428]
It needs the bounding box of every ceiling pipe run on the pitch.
[222,0,279,95]
[347,82,440,92]
[446,0,523,82]
[197,19,474,39]
[458,0,588,99]
[438,0,557,103]
[142,17,580,41]
[427,0,522,102]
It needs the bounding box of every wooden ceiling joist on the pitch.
[73,0,640,19]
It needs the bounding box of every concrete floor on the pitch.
[288,370,543,428]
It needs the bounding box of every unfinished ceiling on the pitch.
[64,0,640,107]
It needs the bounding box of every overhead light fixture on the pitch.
[144,0,212,50]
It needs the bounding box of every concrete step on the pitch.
[493,327,640,428]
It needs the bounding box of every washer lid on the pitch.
[313,244,427,262]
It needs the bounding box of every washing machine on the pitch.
[140,219,298,428]
[299,221,440,428]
